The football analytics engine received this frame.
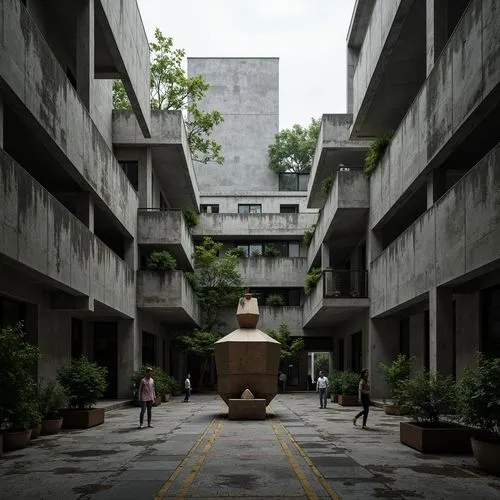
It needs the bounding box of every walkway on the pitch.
[0,394,499,499]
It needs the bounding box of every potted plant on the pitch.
[328,371,342,403]
[396,371,472,453]
[0,323,40,452]
[457,354,500,475]
[38,379,66,435]
[57,357,108,428]
[379,354,412,415]
[338,371,360,406]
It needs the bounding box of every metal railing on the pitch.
[138,208,182,212]
[322,269,368,298]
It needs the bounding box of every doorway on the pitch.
[93,322,118,399]
[351,331,362,373]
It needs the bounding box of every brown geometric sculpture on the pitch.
[214,293,281,406]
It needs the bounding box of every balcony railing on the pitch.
[322,270,368,298]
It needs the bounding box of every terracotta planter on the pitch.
[41,418,63,435]
[30,423,42,439]
[400,421,473,453]
[331,394,338,403]
[161,394,171,402]
[338,394,359,406]
[471,437,500,476]
[153,396,162,406]
[3,429,31,451]
[383,404,409,416]
[59,408,105,429]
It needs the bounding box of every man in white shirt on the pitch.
[183,373,191,402]
[316,371,329,409]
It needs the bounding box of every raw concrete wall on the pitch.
[370,141,500,317]
[193,213,318,238]
[199,194,312,214]
[237,258,307,288]
[0,150,135,318]
[91,79,113,148]
[188,58,279,192]
[0,0,138,237]
[95,0,151,137]
[370,0,500,229]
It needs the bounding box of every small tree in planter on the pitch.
[147,250,177,271]
[57,357,108,429]
[457,354,500,476]
[379,354,412,415]
[328,372,342,403]
[338,371,360,406]
[38,379,67,435]
[395,371,472,453]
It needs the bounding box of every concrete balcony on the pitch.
[137,209,194,270]
[308,169,369,267]
[237,258,307,288]
[94,0,151,137]
[370,0,500,229]
[193,213,318,239]
[308,114,370,208]
[371,142,500,317]
[303,270,369,328]
[0,149,135,318]
[137,270,200,326]
[0,0,138,238]
[113,110,199,210]
[351,0,426,137]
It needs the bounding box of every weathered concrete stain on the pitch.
[72,484,111,495]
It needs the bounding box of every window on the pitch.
[280,204,299,214]
[234,240,300,258]
[119,161,139,191]
[142,332,156,366]
[288,242,300,258]
[238,204,262,214]
[201,204,220,213]
[279,173,310,191]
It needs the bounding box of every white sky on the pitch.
[137,0,357,130]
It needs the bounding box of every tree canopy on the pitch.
[113,28,223,165]
[267,323,304,370]
[268,118,321,173]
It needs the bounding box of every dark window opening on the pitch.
[93,204,126,259]
[338,339,345,371]
[159,192,168,210]
[142,332,156,366]
[0,296,26,329]
[200,204,220,213]
[424,310,430,371]
[238,204,262,214]
[280,204,299,213]
[93,322,118,398]
[279,173,309,191]
[399,318,410,358]
[246,288,302,307]
[118,161,139,191]
[351,332,362,373]
[71,318,83,359]
[482,285,500,358]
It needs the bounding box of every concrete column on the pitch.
[117,319,139,398]
[75,192,94,232]
[426,0,448,76]
[138,148,153,208]
[0,93,4,148]
[409,312,426,374]
[367,228,383,263]
[455,292,480,378]
[320,243,330,269]
[76,0,94,110]
[299,350,308,390]
[346,47,358,114]
[369,318,400,398]
[429,287,454,376]
[328,352,334,378]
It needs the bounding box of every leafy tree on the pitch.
[314,353,330,376]
[147,250,177,271]
[268,118,320,173]
[113,28,223,165]
[267,323,304,371]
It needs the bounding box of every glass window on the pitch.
[249,244,263,256]
[288,242,300,258]
[279,173,310,191]
[280,204,299,213]
[201,204,220,213]
[238,204,262,214]
[237,245,249,257]
[298,174,310,191]
[118,161,139,191]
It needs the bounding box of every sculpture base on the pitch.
[228,399,266,420]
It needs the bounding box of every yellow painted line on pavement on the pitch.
[176,418,223,499]
[271,421,319,500]
[153,417,217,500]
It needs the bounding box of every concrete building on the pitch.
[305,0,500,396]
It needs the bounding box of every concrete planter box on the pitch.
[30,423,42,439]
[400,421,473,454]
[60,408,105,429]
[161,394,171,402]
[384,404,409,416]
[338,395,359,406]
[41,418,63,435]
[331,394,339,403]
[471,437,500,476]
[2,429,31,451]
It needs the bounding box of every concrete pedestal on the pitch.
[228,399,266,420]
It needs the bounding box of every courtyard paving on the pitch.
[0,393,499,499]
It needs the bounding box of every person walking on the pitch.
[279,371,287,393]
[139,367,156,429]
[353,369,371,429]
[316,371,329,409]
[183,373,191,402]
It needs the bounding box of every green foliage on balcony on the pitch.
[183,208,200,229]
[266,294,286,307]
[320,175,334,196]
[364,134,392,176]
[147,251,177,271]
[303,225,316,247]
[305,267,322,294]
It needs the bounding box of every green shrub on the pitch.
[303,225,316,246]
[131,366,172,399]
[340,371,359,396]
[57,357,108,410]
[37,379,67,419]
[147,250,177,271]
[457,353,500,437]
[320,175,334,196]
[266,294,286,307]
[395,371,457,424]
[183,208,200,229]
[328,371,343,396]
[305,267,322,294]
[379,354,413,397]
[264,244,281,257]
[227,247,246,259]
[0,322,40,430]
[364,134,392,176]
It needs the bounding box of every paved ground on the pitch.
[1,393,499,499]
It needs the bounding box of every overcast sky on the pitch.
[137,0,357,130]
